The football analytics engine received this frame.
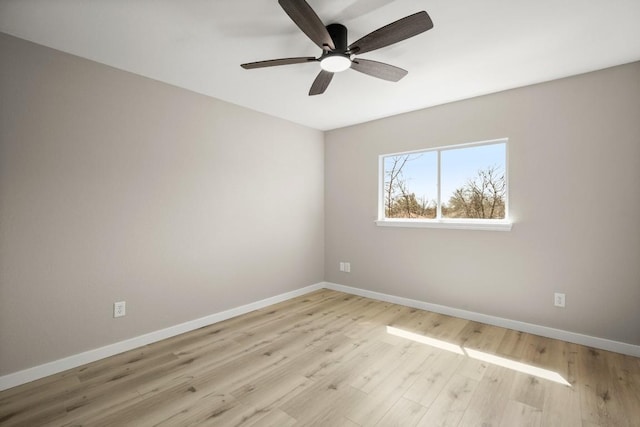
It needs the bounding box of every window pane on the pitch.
[383,152,437,219]
[441,143,506,219]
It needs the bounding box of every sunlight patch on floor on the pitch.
[386,325,465,355]
[386,325,571,386]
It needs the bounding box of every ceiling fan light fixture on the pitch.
[320,54,351,73]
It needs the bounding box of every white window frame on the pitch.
[376,138,513,231]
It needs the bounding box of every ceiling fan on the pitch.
[241,0,434,96]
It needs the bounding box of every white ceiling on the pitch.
[1,0,639,130]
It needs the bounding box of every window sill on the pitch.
[375,218,513,231]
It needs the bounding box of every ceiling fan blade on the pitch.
[350,58,408,82]
[241,57,317,69]
[348,11,433,55]
[309,70,334,96]
[279,0,335,51]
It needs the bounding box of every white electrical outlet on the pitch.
[344,262,351,273]
[554,293,566,308]
[339,262,345,272]
[114,301,126,318]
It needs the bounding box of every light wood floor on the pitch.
[1,289,639,426]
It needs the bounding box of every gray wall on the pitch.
[0,33,325,375]
[325,62,640,346]
[2,29,639,378]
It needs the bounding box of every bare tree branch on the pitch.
[445,165,505,219]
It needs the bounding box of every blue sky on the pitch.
[385,142,506,206]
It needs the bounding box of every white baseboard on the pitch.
[3,280,638,392]
[322,282,640,358]
[0,282,324,392]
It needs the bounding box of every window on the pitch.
[377,138,511,231]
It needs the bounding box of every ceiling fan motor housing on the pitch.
[326,23,348,53]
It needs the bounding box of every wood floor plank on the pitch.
[153,393,259,427]
[620,354,640,404]
[0,398,69,427]
[56,387,146,426]
[457,321,508,353]
[540,379,581,427]
[577,346,636,427]
[375,397,428,427]
[344,343,433,426]
[286,334,370,382]
[341,300,398,340]
[496,329,529,358]
[510,335,554,410]
[456,356,488,382]
[412,312,470,343]
[416,373,478,427]
[1,289,638,426]
[0,375,80,425]
[350,341,427,394]
[230,370,311,411]
[84,380,204,426]
[510,371,546,410]
[499,400,542,427]
[404,349,465,408]
[457,364,516,427]
[58,355,189,425]
[283,378,366,426]
[508,334,578,425]
[243,408,297,427]
[280,341,391,423]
